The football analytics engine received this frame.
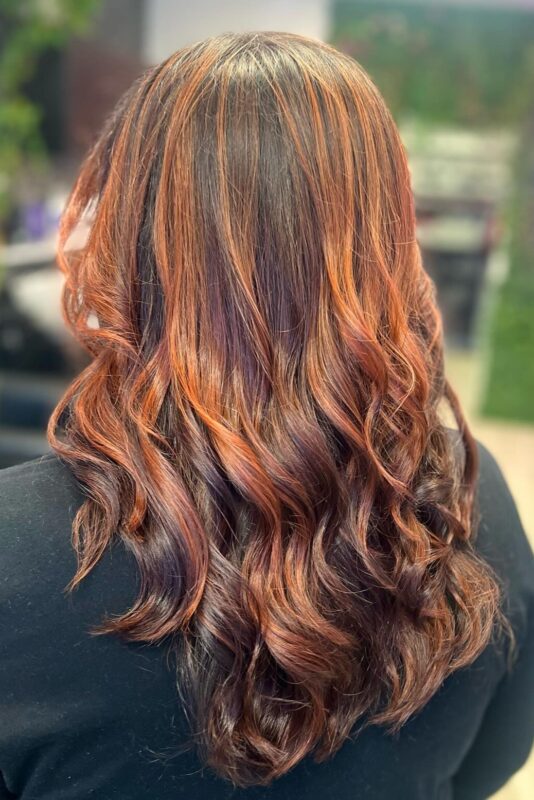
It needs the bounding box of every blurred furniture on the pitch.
[0,243,81,468]
[401,124,516,348]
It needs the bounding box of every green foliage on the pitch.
[480,122,534,423]
[331,0,534,126]
[0,0,101,230]
[480,285,534,422]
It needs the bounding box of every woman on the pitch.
[0,31,533,800]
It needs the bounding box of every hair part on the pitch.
[48,31,510,788]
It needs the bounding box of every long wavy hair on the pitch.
[48,31,509,788]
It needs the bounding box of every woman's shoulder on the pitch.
[0,451,84,550]
[0,451,138,662]
[0,450,82,502]
[0,452,85,605]
[472,438,534,586]
[445,430,532,574]
[471,437,534,642]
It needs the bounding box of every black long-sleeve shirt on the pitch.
[0,438,533,799]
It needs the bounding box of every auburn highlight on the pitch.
[48,31,507,788]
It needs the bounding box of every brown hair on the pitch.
[48,31,508,788]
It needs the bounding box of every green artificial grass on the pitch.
[479,120,534,423]
[481,280,534,422]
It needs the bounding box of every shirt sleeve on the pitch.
[452,439,534,800]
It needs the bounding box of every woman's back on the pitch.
[0,437,532,799]
[1,31,533,798]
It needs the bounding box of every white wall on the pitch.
[142,0,332,64]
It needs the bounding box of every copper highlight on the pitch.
[48,32,508,788]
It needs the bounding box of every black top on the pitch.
[0,439,533,800]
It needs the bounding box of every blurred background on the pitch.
[0,1,533,796]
